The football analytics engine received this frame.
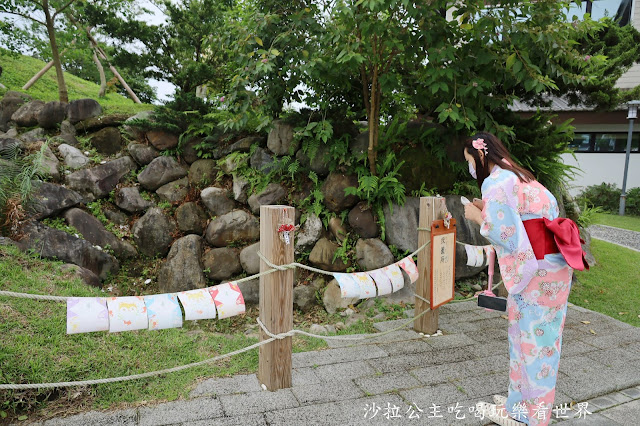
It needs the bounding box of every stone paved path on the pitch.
[29,301,640,425]
[589,224,640,252]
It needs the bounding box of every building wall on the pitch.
[616,0,640,89]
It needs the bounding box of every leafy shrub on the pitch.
[576,183,640,216]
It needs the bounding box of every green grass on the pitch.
[0,245,382,421]
[593,212,640,233]
[0,49,153,116]
[570,239,640,327]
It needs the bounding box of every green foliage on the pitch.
[0,142,46,235]
[332,232,357,272]
[345,151,406,208]
[576,205,604,229]
[576,183,640,216]
[41,217,82,238]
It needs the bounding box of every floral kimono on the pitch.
[480,165,572,426]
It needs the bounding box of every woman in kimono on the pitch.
[463,132,588,426]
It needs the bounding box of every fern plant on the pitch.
[0,142,46,235]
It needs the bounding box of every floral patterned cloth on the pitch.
[480,165,572,426]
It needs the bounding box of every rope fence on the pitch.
[1,214,502,390]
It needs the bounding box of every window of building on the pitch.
[568,0,633,26]
[570,132,640,152]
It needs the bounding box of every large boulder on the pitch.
[127,142,159,166]
[180,137,200,164]
[175,202,208,235]
[239,242,260,274]
[28,182,84,220]
[232,174,250,204]
[202,247,242,281]
[188,159,219,187]
[323,279,359,314]
[444,195,490,279]
[294,284,318,312]
[158,234,207,293]
[114,187,154,213]
[237,279,259,304]
[122,110,153,140]
[18,128,45,144]
[321,173,359,212]
[63,208,136,260]
[247,183,286,214]
[156,177,189,203]
[355,238,395,270]
[220,153,248,174]
[74,113,129,132]
[51,134,78,147]
[138,156,187,191]
[59,120,76,136]
[216,135,264,158]
[132,208,177,258]
[249,147,275,173]
[295,214,323,253]
[11,100,45,127]
[1,91,31,130]
[201,186,235,217]
[37,101,68,129]
[90,127,122,155]
[267,120,297,155]
[60,263,101,288]
[38,143,61,181]
[205,210,259,247]
[580,227,596,267]
[0,138,21,152]
[17,222,119,281]
[295,143,331,177]
[328,216,348,243]
[146,129,178,150]
[57,143,90,169]
[67,99,103,124]
[383,196,420,253]
[348,202,378,238]
[65,156,136,200]
[309,238,348,272]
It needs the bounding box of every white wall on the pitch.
[617,0,640,89]
[561,152,640,197]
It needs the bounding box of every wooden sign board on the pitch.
[430,218,456,309]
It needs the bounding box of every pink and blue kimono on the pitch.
[480,165,573,426]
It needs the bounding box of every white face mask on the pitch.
[469,161,477,179]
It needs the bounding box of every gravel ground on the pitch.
[588,224,640,252]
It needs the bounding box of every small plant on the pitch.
[41,217,82,238]
[576,205,603,228]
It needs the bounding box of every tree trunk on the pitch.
[92,48,107,97]
[367,65,379,176]
[43,1,68,103]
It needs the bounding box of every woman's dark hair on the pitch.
[463,131,535,189]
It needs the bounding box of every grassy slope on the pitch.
[0,50,153,115]
[593,212,640,233]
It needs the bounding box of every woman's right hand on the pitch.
[472,198,484,211]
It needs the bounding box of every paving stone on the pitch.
[584,347,640,368]
[370,347,475,374]
[326,330,423,348]
[399,382,468,407]
[292,380,364,404]
[410,362,470,385]
[265,394,407,425]
[559,412,624,425]
[466,326,508,342]
[354,371,422,395]
[219,388,299,416]
[375,339,434,356]
[470,339,510,358]
[372,319,413,332]
[292,367,322,387]
[292,345,388,368]
[189,373,261,397]
[567,303,591,313]
[138,397,224,425]
[597,399,640,425]
[585,392,633,410]
[310,359,378,382]
[559,341,598,358]
[439,301,477,313]
[453,372,509,399]
[619,386,640,400]
[186,414,267,425]
[585,328,640,349]
[42,409,137,426]
[424,333,477,350]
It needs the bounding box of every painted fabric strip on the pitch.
[474,246,485,267]
[397,256,419,283]
[209,282,245,319]
[334,273,361,298]
[107,296,148,332]
[66,297,109,334]
[178,288,217,321]
[353,272,377,298]
[144,293,183,330]
[382,263,405,292]
[368,268,393,296]
[465,244,478,267]
[484,245,494,266]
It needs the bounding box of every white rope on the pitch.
[0,290,69,302]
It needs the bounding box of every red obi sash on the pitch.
[522,217,590,271]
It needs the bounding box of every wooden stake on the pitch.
[414,196,446,334]
[258,205,294,391]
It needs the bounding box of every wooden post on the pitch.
[414,196,446,334]
[258,205,294,391]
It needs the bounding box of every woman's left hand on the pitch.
[464,203,483,226]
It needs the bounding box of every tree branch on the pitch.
[1,9,45,26]
[53,0,78,18]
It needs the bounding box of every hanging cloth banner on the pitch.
[484,245,494,266]
[107,296,148,333]
[209,282,245,319]
[368,268,393,296]
[144,293,183,330]
[178,288,217,321]
[334,273,361,298]
[383,263,405,292]
[352,272,377,299]
[66,297,109,334]
[397,256,420,284]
